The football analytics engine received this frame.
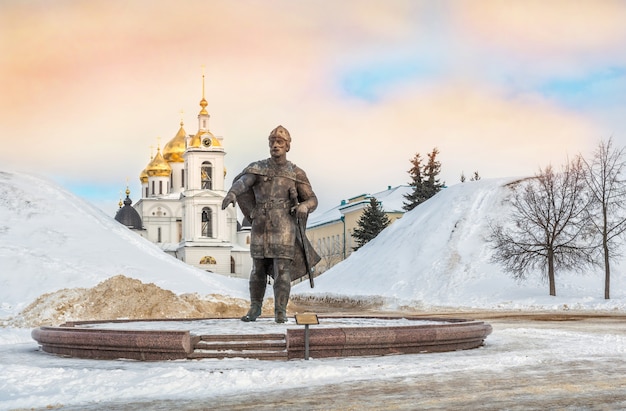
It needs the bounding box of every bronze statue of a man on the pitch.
[222,125,319,323]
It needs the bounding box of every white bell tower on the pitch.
[178,73,239,274]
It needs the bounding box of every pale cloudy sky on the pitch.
[2,0,626,214]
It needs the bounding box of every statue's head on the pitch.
[268,125,291,155]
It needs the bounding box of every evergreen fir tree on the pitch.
[352,197,390,250]
[403,148,444,211]
[422,147,444,198]
[403,153,426,211]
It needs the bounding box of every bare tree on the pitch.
[490,157,593,296]
[582,137,626,299]
[316,236,344,273]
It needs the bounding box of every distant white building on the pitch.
[115,75,251,278]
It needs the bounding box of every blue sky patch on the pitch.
[539,67,626,107]
[339,60,434,102]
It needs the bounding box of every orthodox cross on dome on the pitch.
[199,65,209,116]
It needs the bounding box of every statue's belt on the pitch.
[256,200,292,210]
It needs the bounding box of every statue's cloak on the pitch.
[234,160,321,283]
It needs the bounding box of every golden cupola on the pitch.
[163,121,187,163]
[189,129,222,149]
[146,147,172,177]
[139,166,149,184]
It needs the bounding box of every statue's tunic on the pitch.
[233,158,317,261]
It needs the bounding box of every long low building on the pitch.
[306,185,412,275]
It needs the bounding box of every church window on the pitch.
[230,257,235,274]
[201,162,213,189]
[157,227,162,243]
[159,181,163,195]
[170,173,173,189]
[181,169,185,188]
[151,181,155,195]
[201,207,213,237]
[145,187,148,197]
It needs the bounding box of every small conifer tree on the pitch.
[352,197,390,250]
[403,148,444,211]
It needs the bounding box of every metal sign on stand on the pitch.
[294,313,319,360]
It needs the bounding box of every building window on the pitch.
[157,227,162,243]
[170,173,173,189]
[201,207,213,237]
[145,187,148,197]
[159,181,163,195]
[230,257,235,274]
[151,181,155,195]
[201,162,213,190]
[181,169,185,188]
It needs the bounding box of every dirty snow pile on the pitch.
[9,275,257,327]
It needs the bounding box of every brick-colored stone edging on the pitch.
[31,317,492,361]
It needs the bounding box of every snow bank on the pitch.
[294,178,626,311]
[0,171,247,320]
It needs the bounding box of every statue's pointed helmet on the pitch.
[269,125,291,142]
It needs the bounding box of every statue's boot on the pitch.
[273,259,291,323]
[241,273,266,322]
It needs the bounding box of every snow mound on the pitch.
[0,171,247,320]
[9,275,263,327]
[294,178,626,311]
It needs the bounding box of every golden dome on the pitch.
[189,129,222,149]
[199,97,209,115]
[163,122,187,163]
[139,165,149,183]
[146,148,172,177]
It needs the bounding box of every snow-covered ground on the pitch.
[2,317,626,410]
[1,171,626,409]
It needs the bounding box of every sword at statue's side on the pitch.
[290,187,315,288]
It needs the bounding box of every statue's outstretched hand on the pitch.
[222,192,236,210]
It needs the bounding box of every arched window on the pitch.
[201,207,213,237]
[201,161,213,189]
[230,256,236,274]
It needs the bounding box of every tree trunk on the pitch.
[603,206,611,300]
[548,249,556,296]
[604,243,611,299]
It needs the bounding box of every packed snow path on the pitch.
[2,312,626,410]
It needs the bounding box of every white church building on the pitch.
[115,76,252,278]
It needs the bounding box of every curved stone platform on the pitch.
[31,316,492,361]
